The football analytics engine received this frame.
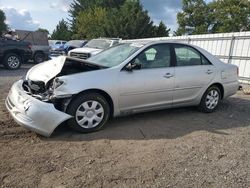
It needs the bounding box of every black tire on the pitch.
[34,52,45,63]
[198,86,221,113]
[66,93,110,133]
[3,53,22,70]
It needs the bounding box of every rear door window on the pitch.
[174,45,211,66]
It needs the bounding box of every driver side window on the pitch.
[134,44,171,69]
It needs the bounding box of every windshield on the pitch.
[49,40,55,46]
[88,43,140,67]
[65,40,85,47]
[85,39,112,49]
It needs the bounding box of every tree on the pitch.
[0,10,7,34]
[103,0,157,39]
[68,0,126,32]
[37,28,49,35]
[50,19,71,40]
[154,21,170,37]
[68,0,92,32]
[75,7,108,39]
[176,0,211,35]
[71,0,170,39]
[176,0,250,35]
[209,0,250,33]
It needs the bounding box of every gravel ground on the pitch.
[0,64,250,188]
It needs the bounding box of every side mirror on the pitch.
[125,62,141,71]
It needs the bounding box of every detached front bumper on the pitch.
[5,80,72,137]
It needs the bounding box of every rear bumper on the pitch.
[223,80,239,98]
[5,80,72,137]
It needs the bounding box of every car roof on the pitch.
[122,40,190,47]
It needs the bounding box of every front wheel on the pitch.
[66,93,110,133]
[199,86,221,113]
[3,53,22,70]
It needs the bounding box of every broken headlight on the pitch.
[53,78,64,89]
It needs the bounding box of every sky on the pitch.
[0,0,183,34]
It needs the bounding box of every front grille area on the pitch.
[23,80,45,94]
[22,80,30,92]
[70,52,91,59]
[6,97,14,110]
[50,50,65,56]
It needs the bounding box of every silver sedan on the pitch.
[6,41,239,137]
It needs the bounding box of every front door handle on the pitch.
[206,69,213,74]
[164,73,174,78]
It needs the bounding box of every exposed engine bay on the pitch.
[22,57,106,102]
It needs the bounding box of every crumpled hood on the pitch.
[69,47,103,55]
[26,56,66,84]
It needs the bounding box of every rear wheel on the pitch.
[199,86,221,113]
[3,53,22,70]
[34,52,45,63]
[66,93,110,133]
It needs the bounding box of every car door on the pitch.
[118,44,175,114]
[173,44,216,105]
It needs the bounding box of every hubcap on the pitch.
[7,56,20,68]
[205,90,219,110]
[75,100,104,129]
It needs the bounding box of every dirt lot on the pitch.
[0,64,250,188]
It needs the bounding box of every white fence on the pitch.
[125,31,250,84]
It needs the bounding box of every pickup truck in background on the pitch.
[0,37,32,69]
[16,30,50,64]
[68,38,121,60]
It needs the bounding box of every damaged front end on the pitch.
[5,56,106,137]
[24,56,105,104]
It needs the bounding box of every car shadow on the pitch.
[42,94,250,141]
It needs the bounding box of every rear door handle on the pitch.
[206,69,213,74]
[164,73,174,78]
